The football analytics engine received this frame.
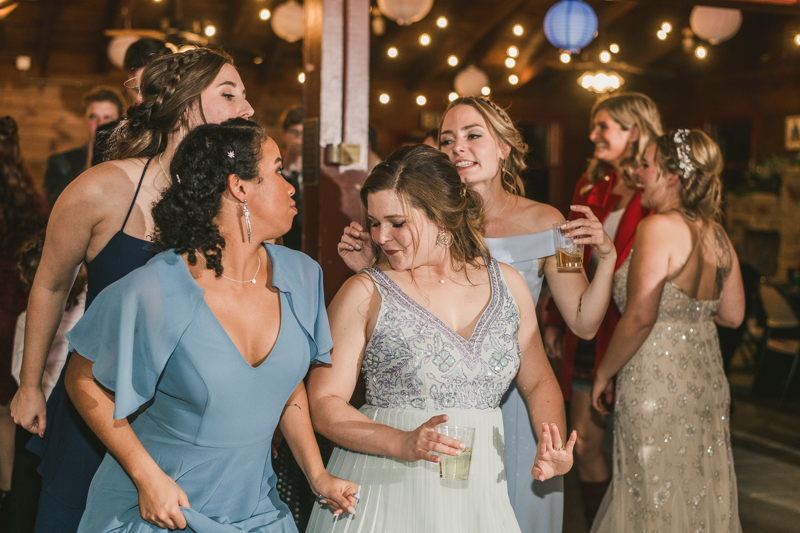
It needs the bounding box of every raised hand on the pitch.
[134,469,191,530]
[532,423,577,481]
[312,473,360,517]
[564,205,616,261]
[11,385,47,437]
[399,414,464,463]
[337,222,375,272]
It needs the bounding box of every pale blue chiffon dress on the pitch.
[486,231,564,533]
[67,245,333,533]
[306,258,523,532]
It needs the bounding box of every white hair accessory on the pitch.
[227,151,235,159]
[673,130,695,180]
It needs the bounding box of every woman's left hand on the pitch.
[532,423,577,481]
[563,205,615,261]
[311,473,360,517]
[591,374,615,416]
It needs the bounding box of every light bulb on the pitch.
[505,57,516,68]
[298,72,305,83]
[259,9,271,21]
[387,47,398,58]
[560,51,571,64]
[513,24,523,36]
[695,46,707,59]
[204,25,216,37]
[662,22,672,33]
[419,33,431,46]
[795,34,800,46]
[609,43,619,54]
[507,46,519,58]
[481,86,491,96]
[416,95,427,106]
[600,50,611,63]
[509,74,519,85]
[379,93,390,104]
[448,92,458,102]
[657,30,667,41]
[437,17,448,28]
[447,55,458,66]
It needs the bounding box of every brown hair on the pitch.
[585,92,663,191]
[654,129,723,222]
[17,231,87,310]
[440,96,528,196]
[84,86,124,117]
[0,116,46,250]
[361,144,490,276]
[107,47,233,160]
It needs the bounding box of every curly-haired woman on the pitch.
[9,48,254,533]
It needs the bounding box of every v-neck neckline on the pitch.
[370,261,498,344]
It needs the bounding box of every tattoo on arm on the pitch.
[713,225,733,297]
[578,295,582,313]
[283,403,302,412]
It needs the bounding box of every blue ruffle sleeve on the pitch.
[66,252,204,419]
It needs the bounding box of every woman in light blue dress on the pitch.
[338,99,615,532]
[308,145,576,532]
[64,120,358,532]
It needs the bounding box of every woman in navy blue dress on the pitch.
[9,48,256,532]
[65,120,358,532]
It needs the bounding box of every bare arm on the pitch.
[11,173,105,436]
[64,354,190,530]
[544,205,616,340]
[307,274,463,462]
[279,382,358,516]
[592,217,670,414]
[505,264,576,479]
[712,225,745,328]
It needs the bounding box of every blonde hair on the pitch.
[585,92,663,191]
[361,145,490,275]
[439,96,528,197]
[655,129,723,222]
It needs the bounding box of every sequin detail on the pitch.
[361,260,521,411]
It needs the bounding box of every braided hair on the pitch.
[150,118,268,277]
[439,96,528,197]
[107,48,233,161]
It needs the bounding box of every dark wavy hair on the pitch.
[107,47,233,161]
[151,118,268,277]
[0,116,46,250]
[361,144,489,276]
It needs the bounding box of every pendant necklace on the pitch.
[411,270,459,284]
[195,250,261,284]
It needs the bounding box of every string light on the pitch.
[437,17,448,28]
[416,95,427,106]
[447,55,458,66]
[657,30,667,40]
[419,33,431,46]
[507,46,519,58]
[599,50,611,63]
[481,86,491,96]
[609,43,619,53]
[509,74,519,85]
[388,47,398,58]
[298,72,305,83]
[795,34,800,46]
[253,57,263,65]
[560,51,571,63]
[505,57,516,68]
[662,22,672,33]
[259,9,271,21]
[695,45,707,59]
[448,92,458,102]
[513,24,523,36]
[204,25,216,37]
[379,93,390,104]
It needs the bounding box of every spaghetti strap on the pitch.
[121,158,152,232]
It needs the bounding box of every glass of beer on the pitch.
[552,222,584,271]
[435,425,475,480]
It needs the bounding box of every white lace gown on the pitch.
[306,259,523,532]
[591,256,741,533]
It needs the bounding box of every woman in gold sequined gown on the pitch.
[590,130,745,532]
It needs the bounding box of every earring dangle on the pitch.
[242,200,252,243]
[436,229,453,248]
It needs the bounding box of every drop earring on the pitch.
[242,199,252,243]
[436,228,453,248]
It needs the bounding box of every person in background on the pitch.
[0,116,48,533]
[544,92,662,527]
[423,128,439,148]
[9,233,86,533]
[43,87,123,206]
[590,129,744,532]
[122,37,172,106]
[279,106,304,251]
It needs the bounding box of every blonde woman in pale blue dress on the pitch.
[307,145,576,532]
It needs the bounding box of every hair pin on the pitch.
[673,129,694,180]
[228,151,235,159]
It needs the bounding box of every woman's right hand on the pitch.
[337,222,374,272]
[399,414,464,463]
[134,469,191,530]
[10,385,47,437]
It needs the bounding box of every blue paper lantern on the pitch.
[543,0,598,53]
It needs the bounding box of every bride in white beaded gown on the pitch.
[591,130,745,532]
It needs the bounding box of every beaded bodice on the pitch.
[361,259,521,411]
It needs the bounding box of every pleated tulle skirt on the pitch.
[306,405,521,533]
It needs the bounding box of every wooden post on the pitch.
[303,0,370,303]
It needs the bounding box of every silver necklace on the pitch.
[195,250,261,285]
[158,152,169,182]
[411,270,458,284]
[486,191,511,223]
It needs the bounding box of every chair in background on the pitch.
[752,284,800,409]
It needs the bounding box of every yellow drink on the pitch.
[439,448,473,480]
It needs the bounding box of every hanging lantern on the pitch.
[543,0,598,53]
[690,6,742,45]
[454,65,490,97]
[271,0,304,43]
[107,35,141,70]
[377,0,433,26]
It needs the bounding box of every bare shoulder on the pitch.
[636,211,687,240]
[60,159,143,208]
[331,271,380,317]
[497,261,535,310]
[511,197,565,234]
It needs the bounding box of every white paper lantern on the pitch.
[454,66,490,97]
[690,6,742,45]
[377,0,433,26]
[271,0,304,43]
[107,35,141,70]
